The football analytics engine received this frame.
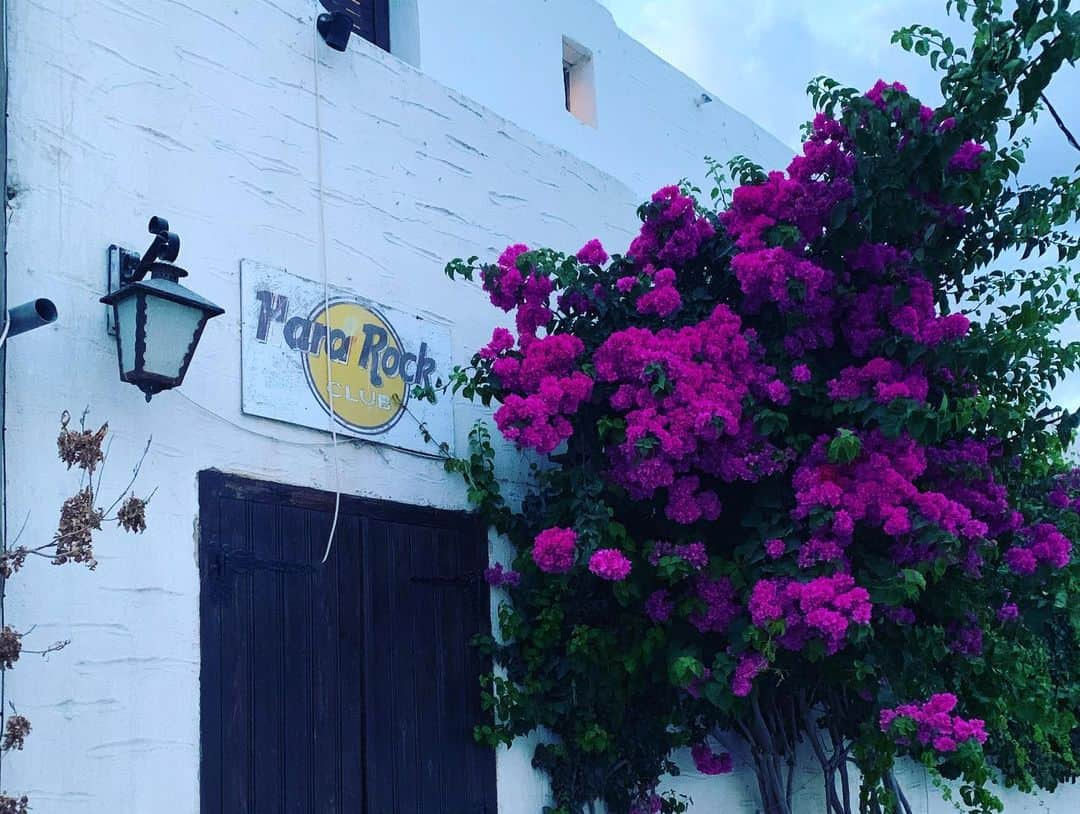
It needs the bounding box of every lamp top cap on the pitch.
[149,262,189,282]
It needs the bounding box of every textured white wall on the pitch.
[0,0,633,810]
[411,0,794,196]
[1,1,1077,813]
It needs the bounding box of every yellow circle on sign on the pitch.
[304,300,408,434]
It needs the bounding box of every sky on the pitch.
[598,0,1079,183]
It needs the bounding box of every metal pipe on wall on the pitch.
[7,298,58,338]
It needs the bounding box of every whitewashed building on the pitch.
[0,1,1075,812]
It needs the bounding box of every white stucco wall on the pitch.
[1,1,1077,813]
[0,1,633,810]
[409,0,794,196]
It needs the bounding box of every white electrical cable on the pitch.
[312,11,342,564]
[0,316,10,351]
[175,390,345,447]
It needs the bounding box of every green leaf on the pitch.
[669,655,705,689]
[828,429,862,464]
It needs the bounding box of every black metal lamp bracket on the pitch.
[125,216,180,284]
[106,216,181,335]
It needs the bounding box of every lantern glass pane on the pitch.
[143,296,205,379]
[117,296,140,376]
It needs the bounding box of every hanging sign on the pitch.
[240,260,453,455]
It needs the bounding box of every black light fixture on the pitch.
[102,217,224,402]
[317,10,353,51]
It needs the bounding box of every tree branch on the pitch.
[101,437,153,518]
[886,772,914,814]
[1041,93,1080,153]
[800,700,845,814]
[22,639,69,658]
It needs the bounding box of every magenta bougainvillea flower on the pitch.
[948,140,987,172]
[764,538,786,559]
[635,267,682,318]
[879,694,987,752]
[532,527,577,573]
[690,742,734,775]
[731,652,769,697]
[479,327,515,360]
[628,186,715,267]
[649,541,708,570]
[483,562,521,588]
[588,548,632,581]
[865,78,908,106]
[688,577,741,634]
[490,334,593,454]
[576,238,609,266]
[1003,523,1072,575]
[749,573,872,654]
[997,602,1019,622]
[644,590,673,623]
[481,243,529,310]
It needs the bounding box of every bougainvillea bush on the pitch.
[429,2,1080,812]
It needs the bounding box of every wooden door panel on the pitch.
[198,471,494,814]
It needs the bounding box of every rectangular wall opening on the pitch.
[562,37,597,127]
[321,0,390,51]
[320,0,421,66]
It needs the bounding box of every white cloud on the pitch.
[601,0,1077,179]
[601,0,949,147]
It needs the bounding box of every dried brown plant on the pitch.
[1,717,30,753]
[0,411,153,808]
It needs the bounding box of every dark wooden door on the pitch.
[199,471,495,814]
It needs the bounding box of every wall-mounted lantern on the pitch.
[102,217,224,402]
